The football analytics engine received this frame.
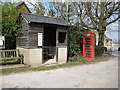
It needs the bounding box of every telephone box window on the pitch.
[59,32,66,43]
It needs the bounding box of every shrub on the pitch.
[80,56,87,64]
[73,56,88,64]
[103,47,107,52]
[68,25,87,57]
[95,46,105,57]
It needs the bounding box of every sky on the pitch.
[106,20,119,43]
[1,0,119,43]
[25,0,119,43]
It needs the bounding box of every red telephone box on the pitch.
[83,32,94,61]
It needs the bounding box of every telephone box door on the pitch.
[83,32,94,61]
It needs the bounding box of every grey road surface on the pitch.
[0,56,118,88]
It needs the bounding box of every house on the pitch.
[94,31,112,50]
[14,2,31,13]
[104,35,112,50]
[112,40,120,51]
[16,13,69,66]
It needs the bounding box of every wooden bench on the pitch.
[0,49,23,64]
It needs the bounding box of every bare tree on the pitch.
[73,1,120,46]
[28,0,46,16]
[53,2,76,24]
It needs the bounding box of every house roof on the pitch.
[104,35,112,41]
[21,13,69,26]
[14,2,31,13]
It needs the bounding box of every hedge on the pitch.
[95,46,106,57]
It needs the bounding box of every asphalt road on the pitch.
[0,55,118,88]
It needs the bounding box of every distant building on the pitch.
[14,2,31,13]
[94,31,112,50]
[104,35,112,50]
[112,40,120,51]
[113,43,119,51]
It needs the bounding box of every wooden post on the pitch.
[21,55,23,64]
[66,0,68,23]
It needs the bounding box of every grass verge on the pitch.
[0,59,18,63]
[0,54,116,75]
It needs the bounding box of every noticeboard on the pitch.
[38,33,42,46]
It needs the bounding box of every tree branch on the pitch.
[106,15,120,26]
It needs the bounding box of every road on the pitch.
[0,53,119,88]
[1,58,118,88]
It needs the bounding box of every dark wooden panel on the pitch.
[28,23,43,48]
[16,16,29,48]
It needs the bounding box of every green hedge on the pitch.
[95,46,106,57]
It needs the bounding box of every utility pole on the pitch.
[66,0,68,23]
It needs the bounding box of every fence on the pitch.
[0,49,22,64]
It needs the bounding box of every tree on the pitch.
[53,2,76,24]
[1,2,22,49]
[28,1,46,16]
[46,2,56,17]
[52,2,87,56]
[53,2,68,20]
[73,1,120,46]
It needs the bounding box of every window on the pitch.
[59,32,67,43]
[106,40,109,43]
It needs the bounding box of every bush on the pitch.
[79,56,87,64]
[68,25,87,57]
[95,46,105,57]
[103,47,107,51]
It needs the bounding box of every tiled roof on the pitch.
[21,13,68,26]
[14,2,31,13]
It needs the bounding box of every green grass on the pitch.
[0,56,98,75]
[0,59,18,63]
[1,61,83,75]
[92,59,96,62]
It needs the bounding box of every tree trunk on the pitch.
[98,30,105,47]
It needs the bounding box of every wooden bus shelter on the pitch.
[17,13,69,66]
